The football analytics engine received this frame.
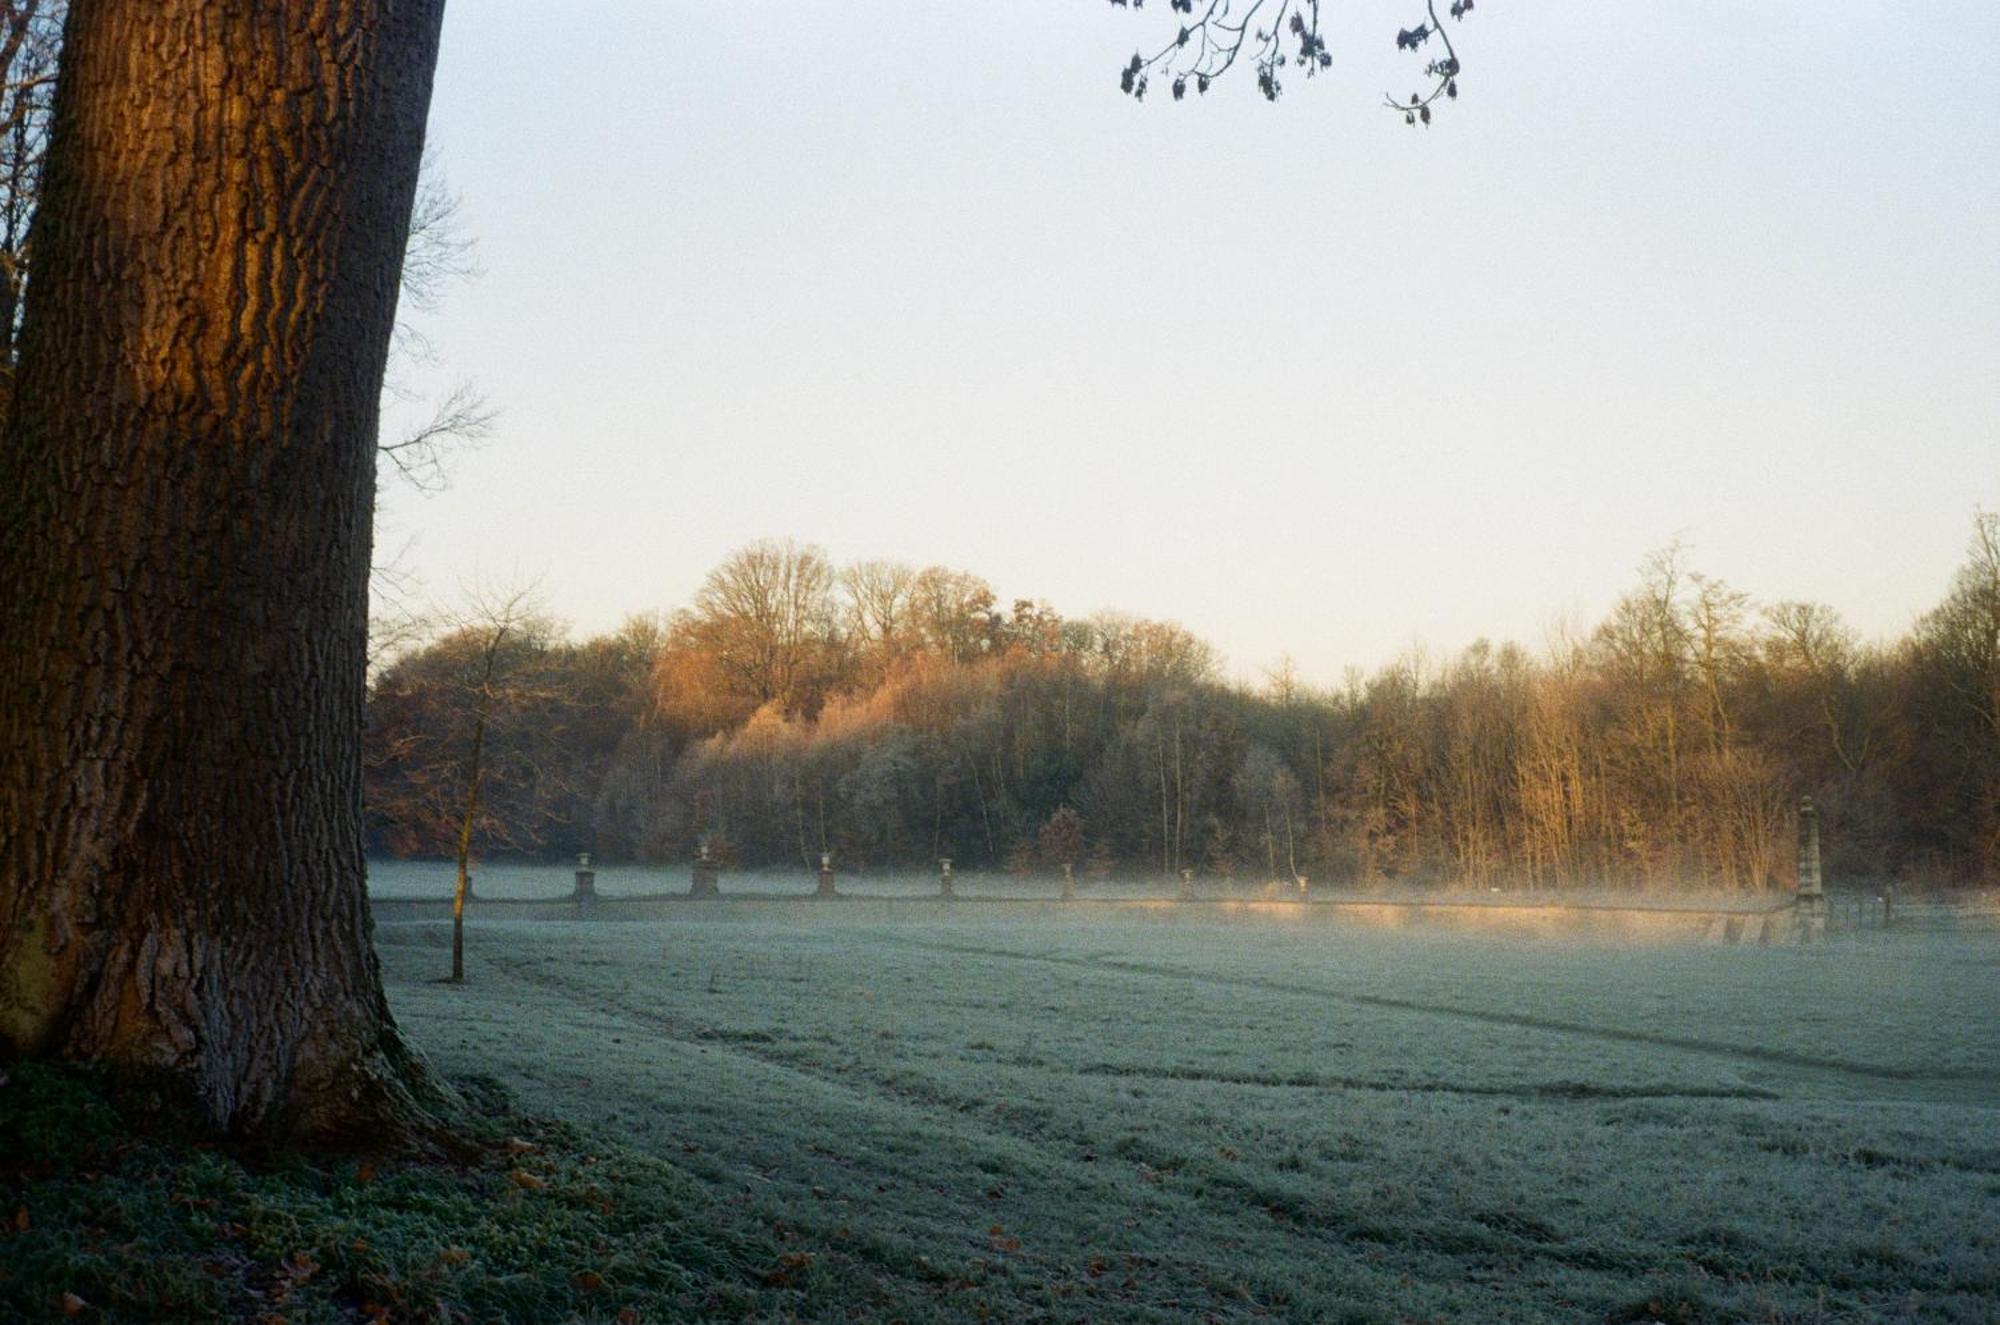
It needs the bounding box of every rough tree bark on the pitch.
[0,1,449,1142]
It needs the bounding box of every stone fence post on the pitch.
[572,851,597,904]
[816,852,839,899]
[1059,861,1076,901]
[690,841,720,899]
[939,857,954,899]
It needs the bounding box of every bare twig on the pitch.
[379,380,497,493]
[1108,0,1479,120]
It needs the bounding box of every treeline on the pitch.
[364,517,2000,890]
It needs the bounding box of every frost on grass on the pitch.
[379,906,2000,1324]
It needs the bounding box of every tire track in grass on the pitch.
[466,946,1778,1107]
[1072,1061,1779,1101]
[470,950,1672,1310]
[467,952,1388,1305]
[468,950,1784,1298]
[881,937,2000,1096]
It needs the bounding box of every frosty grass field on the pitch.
[373,871,2000,1323]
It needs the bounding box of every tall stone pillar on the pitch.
[939,857,954,899]
[1178,867,1194,902]
[1059,861,1076,901]
[1797,796,1828,943]
[816,852,839,899]
[572,851,597,904]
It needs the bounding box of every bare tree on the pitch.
[690,539,843,714]
[905,565,999,663]
[1905,512,2000,876]
[367,584,564,984]
[1762,600,1878,778]
[842,559,917,651]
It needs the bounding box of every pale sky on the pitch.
[378,1,2000,684]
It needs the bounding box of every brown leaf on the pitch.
[508,1169,547,1191]
[504,1136,537,1155]
[60,1291,86,1316]
[12,1205,27,1231]
[571,1270,605,1293]
[355,1161,377,1184]
[615,1310,641,1325]
[439,1246,472,1267]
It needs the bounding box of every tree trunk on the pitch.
[0,0,449,1142]
[451,712,485,986]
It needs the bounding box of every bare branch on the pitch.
[1108,0,1480,120]
[399,150,481,315]
[378,379,496,493]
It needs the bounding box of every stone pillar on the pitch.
[939,857,954,899]
[1294,873,1310,901]
[690,841,720,899]
[572,851,597,903]
[1796,796,1828,943]
[1059,861,1075,901]
[1178,867,1194,902]
[816,852,838,899]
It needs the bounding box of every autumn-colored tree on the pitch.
[361,532,2000,893]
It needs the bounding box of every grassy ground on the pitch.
[6,903,1996,1322]
[378,902,1997,1323]
[0,1063,809,1323]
